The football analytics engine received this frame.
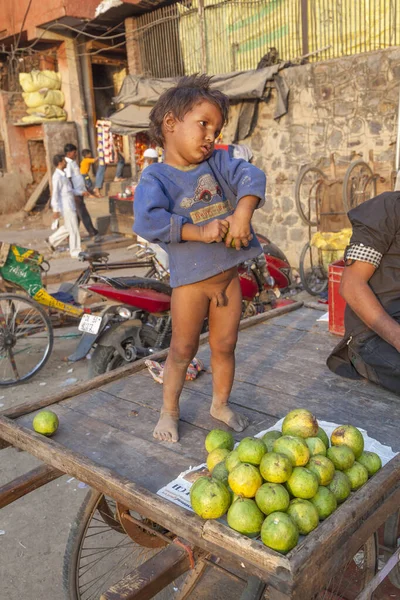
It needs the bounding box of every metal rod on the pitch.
[301,0,309,56]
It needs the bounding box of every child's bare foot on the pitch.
[210,403,249,432]
[153,410,180,442]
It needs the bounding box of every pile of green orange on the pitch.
[190,409,382,554]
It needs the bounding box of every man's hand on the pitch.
[53,212,61,220]
[200,219,229,243]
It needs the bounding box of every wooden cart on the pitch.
[1,303,399,600]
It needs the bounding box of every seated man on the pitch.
[327,191,400,395]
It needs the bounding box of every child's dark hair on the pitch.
[82,149,92,158]
[149,74,229,147]
[53,154,65,167]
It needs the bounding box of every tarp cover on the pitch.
[110,65,289,136]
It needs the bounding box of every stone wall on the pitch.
[233,47,400,267]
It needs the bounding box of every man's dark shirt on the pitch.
[327,191,400,377]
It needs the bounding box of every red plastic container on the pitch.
[328,260,346,336]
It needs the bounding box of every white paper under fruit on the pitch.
[157,419,397,511]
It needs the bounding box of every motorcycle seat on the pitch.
[110,276,172,296]
[79,250,109,262]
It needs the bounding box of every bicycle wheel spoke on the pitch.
[7,348,19,379]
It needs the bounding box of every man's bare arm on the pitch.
[340,261,400,351]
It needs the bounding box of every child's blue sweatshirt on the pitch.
[133,149,266,288]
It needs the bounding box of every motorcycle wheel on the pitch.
[88,344,129,378]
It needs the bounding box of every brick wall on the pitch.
[6,93,27,123]
[230,47,400,267]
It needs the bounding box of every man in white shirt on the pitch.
[47,154,82,258]
[64,143,100,241]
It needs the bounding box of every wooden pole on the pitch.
[300,0,309,58]
[198,0,207,73]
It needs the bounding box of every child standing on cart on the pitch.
[133,75,266,443]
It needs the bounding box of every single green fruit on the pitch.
[261,512,299,554]
[260,452,293,483]
[306,456,335,486]
[305,437,327,457]
[357,451,382,477]
[255,482,290,515]
[262,430,282,452]
[237,437,267,466]
[227,498,265,537]
[311,486,337,520]
[207,448,230,473]
[282,408,318,438]
[212,461,229,485]
[273,436,310,467]
[287,498,319,535]
[190,476,231,519]
[225,449,242,473]
[286,467,319,499]
[331,425,364,458]
[205,429,234,453]
[326,445,355,471]
[344,462,369,490]
[228,463,263,498]
[316,427,330,448]
[328,471,352,504]
[32,410,59,436]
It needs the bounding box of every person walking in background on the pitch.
[93,119,125,198]
[64,143,100,241]
[47,154,81,258]
[80,149,98,196]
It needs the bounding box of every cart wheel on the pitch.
[343,160,377,213]
[383,509,400,588]
[295,165,327,226]
[316,533,378,599]
[299,242,328,296]
[63,489,206,600]
[0,293,53,386]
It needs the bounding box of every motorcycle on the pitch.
[69,236,294,376]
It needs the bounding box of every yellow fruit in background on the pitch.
[207,448,230,473]
[262,430,282,452]
[255,482,290,515]
[331,425,364,458]
[259,452,293,483]
[328,471,352,504]
[32,410,59,436]
[237,437,267,466]
[227,498,265,537]
[287,499,319,535]
[228,463,263,498]
[205,429,234,453]
[327,446,355,471]
[344,462,369,490]
[310,486,337,520]
[261,512,299,554]
[357,451,382,477]
[286,467,319,499]
[190,476,231,519]
[305,437,327,457]
[316,427,330,448]
[282,409,318,438]
[306,456,335,486]
[225,449,242,473]
[273,435,310,466]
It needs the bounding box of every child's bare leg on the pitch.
[208,274,249,432]
[153,284,209,442]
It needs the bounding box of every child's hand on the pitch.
[224,214,253,250]
[200,219,229,244]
